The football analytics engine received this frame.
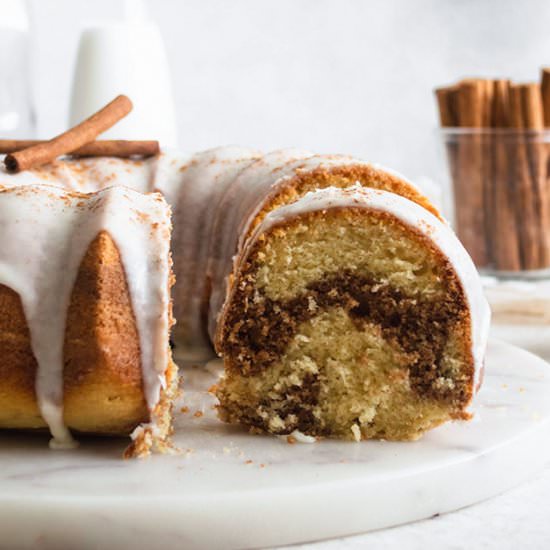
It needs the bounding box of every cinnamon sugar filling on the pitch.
[221,270,470,404]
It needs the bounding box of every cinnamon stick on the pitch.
[541,68,550,126]
[492,80,511,130]
[4,95,133,173]
[435,86,459,127]
[480,79,495,269]
[508,84,542,269]
[454,79,489,266]
[0,139,159,158]
[520,83,550,267]
[491,79,522,271]
[540,69,550,267]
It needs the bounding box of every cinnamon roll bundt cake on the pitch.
[0,147,490,450]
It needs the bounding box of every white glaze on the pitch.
[232,185,491,389]
[0,184,171,446]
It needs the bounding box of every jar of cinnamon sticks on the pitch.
[436,71,550,277]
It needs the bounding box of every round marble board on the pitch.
[1,339,549,550]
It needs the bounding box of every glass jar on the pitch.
[440,128,550,279]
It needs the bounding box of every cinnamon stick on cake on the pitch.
[4,95,133,173]
[0,139,159,158]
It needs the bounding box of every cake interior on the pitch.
[217,207,474,441]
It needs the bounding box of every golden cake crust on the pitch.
[0,231,151,435]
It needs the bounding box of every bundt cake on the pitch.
[0,146,490,448]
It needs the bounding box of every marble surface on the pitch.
[290,319,550,550]
[0,339,549,550]
[285,466,550,550]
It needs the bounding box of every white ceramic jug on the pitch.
[69,0,177,146]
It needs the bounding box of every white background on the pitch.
[26,0,550,182]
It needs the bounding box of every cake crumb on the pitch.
[245,459,253,465]
[180,406,189,413]
[351,424,361,442]
[193,410,203,418]
[280,430,317,444]
[519,387,526,393]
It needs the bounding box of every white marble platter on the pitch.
[1,339,549,550]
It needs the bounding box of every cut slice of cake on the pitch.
[215,186,490,441]
[0,184,176,457]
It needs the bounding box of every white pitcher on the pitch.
[69,0,177,147]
